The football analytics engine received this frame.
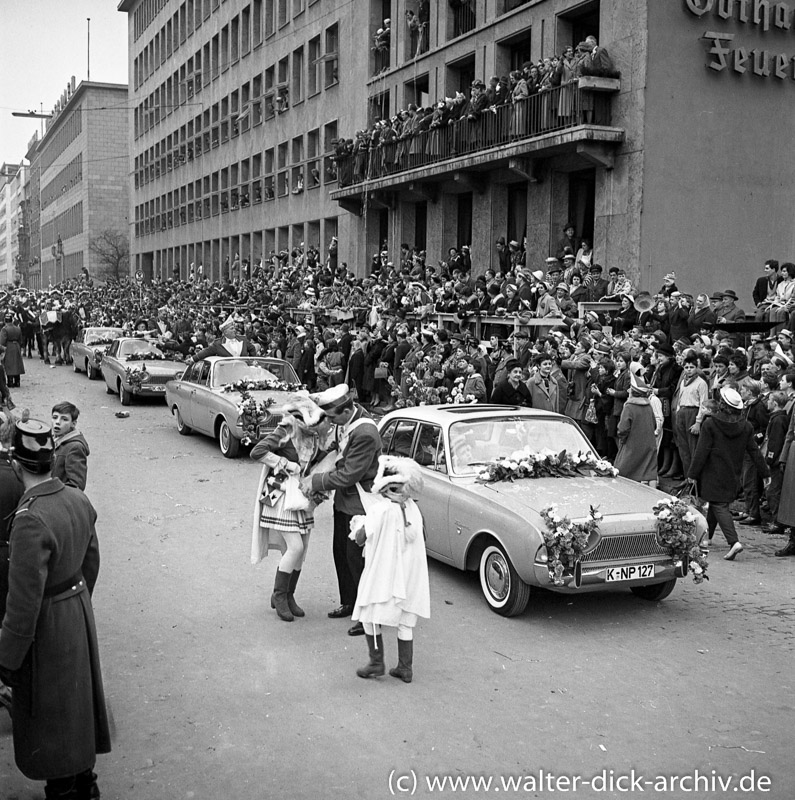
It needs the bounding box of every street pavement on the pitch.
[2,357,794,800]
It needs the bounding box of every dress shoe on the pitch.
[775,539,795,557]
[765,523,789,535]
[348,621,365,636]
[327,604,354,619]
[723,542,744,561]
[739,516,762,526]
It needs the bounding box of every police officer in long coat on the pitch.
[0,419,111,799]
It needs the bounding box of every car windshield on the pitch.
[85,329,122,345]
[448,416,595,475]
[119,340,166,358]
[212,359,294,388]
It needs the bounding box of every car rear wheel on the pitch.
[119,381,132,406]
[175,407,192,436]
[478,542,531,617]
[218,420,240,458]
[630,579,677,601]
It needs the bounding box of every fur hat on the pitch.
[279,396,325,427]
[371,455,424,499]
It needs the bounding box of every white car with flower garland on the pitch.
[165,356,304,458]
[378,405,708,616]
[100,338,187,406]
[72,327,124,380]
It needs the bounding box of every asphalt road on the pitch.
[2,357,794,800]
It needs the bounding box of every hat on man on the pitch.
[220,314,237,330]
[562,253,576,262]
[13,418,55,474]
[311,384,352,413]
[653,341,676,357]
[545,257,560,266]
[295,325,307,337]
[779,329,793,339]
[709,291,723,301]
[509,240,520,249]
[589,264,603,273]
[719,386,743,410]
[555,282,570,294]
[721,289,739,301]
[531,270,545,282]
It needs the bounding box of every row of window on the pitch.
[41,111,82,173]
[135,20,338,140]
[135,0,323,85]
[41,202,83,249]
[133,137,338,239]
[41,154,83,211]
[143,216,338,277]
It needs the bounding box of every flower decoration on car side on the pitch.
[474,449,618,482]
[540,504,602,586]
[236,391,278,445]
[653,497,709,584]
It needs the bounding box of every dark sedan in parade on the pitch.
[165,356,303,458]
[100,337,186,406]
[377,405,707,616]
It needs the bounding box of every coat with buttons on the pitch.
[0,478,111,780]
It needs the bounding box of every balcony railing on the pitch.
[336,83,614,187]
[450,1,476,38]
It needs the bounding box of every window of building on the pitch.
[278,0,288,28]
[265,0,275,37]
[292,47,304,104]
[231,16,240,63]
[308,35,321,96]
[403,74,428,109]
[496,26,532,74]
[253,0,263,46]
[369,91,389,125]
[221,24,230,71]
[448,0,476,41]
[241,6,251,55]
[446,53,475,97]
[324,23,339,88]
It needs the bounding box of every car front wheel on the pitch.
[218,420,240,458]
[88,362,100,380]
[478,542,531,617]
[630,579,677,601]
[175,407,192,436]
[119,382,132,406]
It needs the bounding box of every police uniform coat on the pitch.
[0,479,111,780]
[0,322,25,378]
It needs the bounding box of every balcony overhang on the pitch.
[331,125,624,212]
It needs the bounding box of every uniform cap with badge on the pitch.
[14,418,55,473]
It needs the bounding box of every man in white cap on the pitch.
[189,314,257,361]
[300,384,381,635]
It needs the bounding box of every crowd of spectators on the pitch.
[335,35,619,184]
[4,232,795,554]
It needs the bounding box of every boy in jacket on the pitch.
[51,402,90,491]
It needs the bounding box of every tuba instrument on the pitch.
[633,291,654,312]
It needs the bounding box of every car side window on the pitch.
[182,363,198,383]
[380,420,398,454]
[412,423,445,472]
[108,341,119,357]
[197,361,211,386]
[388,420,417,458]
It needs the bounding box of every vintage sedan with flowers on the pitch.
[72,326,124,380]
[378,405,708,616]
[100,338,187,406]
[165,356,304,458]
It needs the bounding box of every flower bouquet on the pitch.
[447,376,477,404]
[237,391,277,445]
[127,352,166,361]
[653,497,709,583]
[221,378,304,394]
[540,504,602,586]
[474,449,618,482]
[399,371,449,407]
[125,366,148,391]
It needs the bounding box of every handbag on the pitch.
[282,474,310,512]
[675,480,706,514]
[373,365,389,380]
[585,398,598,425]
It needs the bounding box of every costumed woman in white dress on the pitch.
[250,396,334,621]
[349,455,430,683]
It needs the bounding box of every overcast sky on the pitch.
[0,0,129,164]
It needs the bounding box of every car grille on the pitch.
[144,373,176,386]
[583,532,669,563]
[258,413,282,435]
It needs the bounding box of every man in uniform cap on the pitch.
[189,314,257,361]
[0,419,111,798]
[301,385,381,635]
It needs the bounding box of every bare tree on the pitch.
[89,229,130,280]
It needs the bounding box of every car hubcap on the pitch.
[485,552,509,601]
[220,425,229,450]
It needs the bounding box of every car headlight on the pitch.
[534,545,549,565]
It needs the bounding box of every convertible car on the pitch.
[72,327,124,379]
[100,338,186,406]
[378,405,707,616]
[165,356,304,458]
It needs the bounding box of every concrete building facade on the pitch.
[330,0,795,306]
[119,0,355,282]
[26,80,130,289]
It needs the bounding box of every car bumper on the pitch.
[532,557,680,593]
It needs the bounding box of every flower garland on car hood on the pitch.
[221,379,305,393]
[126,352,166,361]
[474,449,618,482]
[653,497,709,583]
